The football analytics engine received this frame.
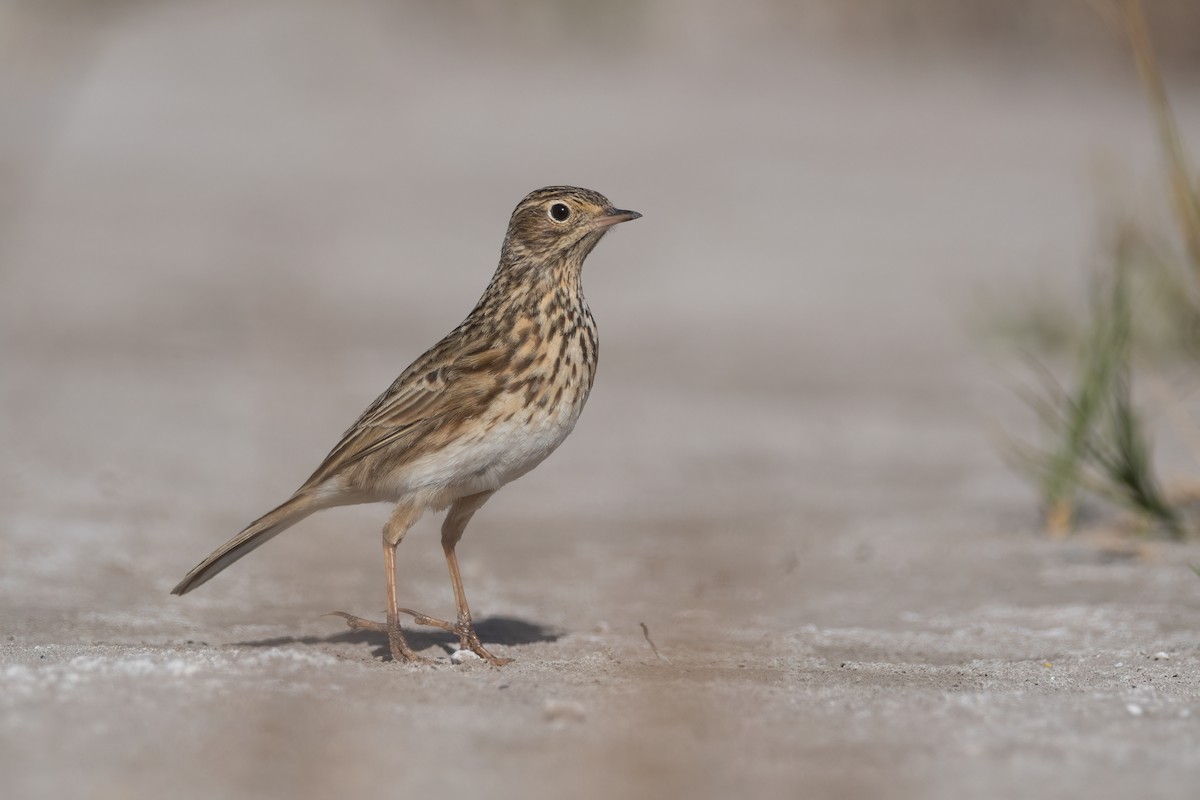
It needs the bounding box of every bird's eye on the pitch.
[548,203,571,222]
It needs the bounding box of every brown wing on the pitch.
[298,338,510,491]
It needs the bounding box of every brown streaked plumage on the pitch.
[172,186,641,665]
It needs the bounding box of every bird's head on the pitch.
[501,186,641,267]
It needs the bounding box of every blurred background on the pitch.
[3,2,1200,799]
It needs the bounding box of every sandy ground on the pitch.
[3,3,1200,799]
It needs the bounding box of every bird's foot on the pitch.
[397,608,513,667]
[324,611,431,664]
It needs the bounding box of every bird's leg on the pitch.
[439,491,512,666]
[444,546,511,666]
[327,503,428,663]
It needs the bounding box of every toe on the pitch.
[324,611,389,633]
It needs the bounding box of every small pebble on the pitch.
[451,649,482,665]
[1153,652,1170,661]
[1126,703,1144,717]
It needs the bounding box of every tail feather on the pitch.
[171,493,321,595]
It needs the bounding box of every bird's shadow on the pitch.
[234,615,564,661]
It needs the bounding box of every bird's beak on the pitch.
[594,208,642,228]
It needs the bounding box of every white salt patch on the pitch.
[0,646,339,707]
[240,648,338,668]
[3,664,34,681]
[165,659,202,677]
[542,699,586,724]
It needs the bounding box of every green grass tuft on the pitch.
[1002,1,1198,539]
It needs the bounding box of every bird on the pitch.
[171,186,641,666]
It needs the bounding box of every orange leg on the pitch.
[328,504,428,663]
[437,491,511,666]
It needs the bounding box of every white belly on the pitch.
[386,384,589,509]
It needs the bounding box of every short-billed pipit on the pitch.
[172,186,641,666]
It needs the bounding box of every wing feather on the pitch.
[299,338,509,490]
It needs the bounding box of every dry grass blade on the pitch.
[1122,0,1200,277]
[639,622,670,664]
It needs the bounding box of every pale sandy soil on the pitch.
[3,4,1200,799]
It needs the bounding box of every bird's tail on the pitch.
[171,492,323,595]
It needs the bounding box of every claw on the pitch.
[327,610,511,666]
[394,610,513,666]
[462,627,513,666]
[324,611,431,664]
